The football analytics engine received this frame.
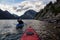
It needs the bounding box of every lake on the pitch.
[0,20,48,40]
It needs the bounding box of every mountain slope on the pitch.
[20,10,37,19]
[35,0,60,40]
[35,0,60,23]
[0,9,18,19]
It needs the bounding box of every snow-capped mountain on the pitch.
[0,1,45,16]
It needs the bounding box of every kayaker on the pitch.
[16,18,24,30]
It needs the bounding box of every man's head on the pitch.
[17,18,22,22]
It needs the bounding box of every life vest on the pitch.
[16,24,24,27]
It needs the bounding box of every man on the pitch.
[16,18,24,30]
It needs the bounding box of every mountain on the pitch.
[35,0,60,23]
[0,9,18,19]
[0,9,37,19]
[35,0,60,40]
[19,10,37,19]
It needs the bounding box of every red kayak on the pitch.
[21,26,41,40]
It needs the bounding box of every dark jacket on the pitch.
[18,21,24,24]
[16,20,24,29]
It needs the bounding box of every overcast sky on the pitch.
[0,0,56,5]
[0,0,56,16]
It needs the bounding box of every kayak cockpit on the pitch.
[26,32,34,36]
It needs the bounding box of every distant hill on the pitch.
[0,9,37,19]
[20,10,37,19]
[0,9,18,19]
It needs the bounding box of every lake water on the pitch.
[0,20,48,40]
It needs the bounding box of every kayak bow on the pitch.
[21,26,41,40]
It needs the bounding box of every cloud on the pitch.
[0,0,45,16]
[0,0,56,5]
[0,0,56,16]
[0,4,27,16]
[17,1,45,11]
[40,0,56,4]
[25,0,56,4]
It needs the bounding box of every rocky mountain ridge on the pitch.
[35,0,60,23]
[35,0,60,40]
